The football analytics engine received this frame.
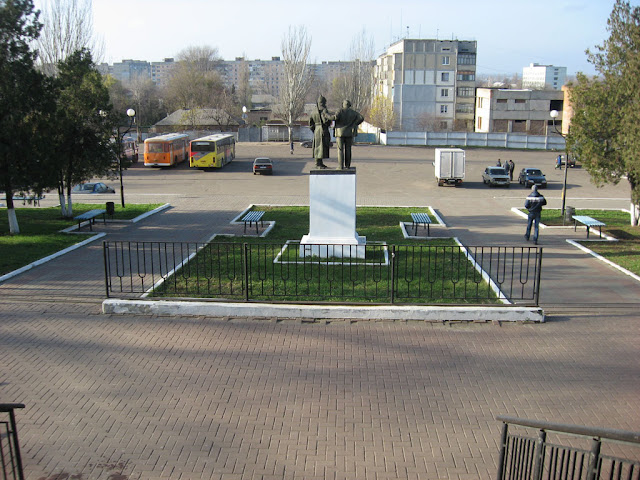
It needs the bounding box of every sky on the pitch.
[34,0,630,76]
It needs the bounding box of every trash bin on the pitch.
[565,206,575,222]
[106,201,115,218]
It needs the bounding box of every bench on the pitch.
[242,211,265,234]
[410,212,432,236]
[74,209,106,231]
[572,215,605,239]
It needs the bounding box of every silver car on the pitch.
[482,167,510,187]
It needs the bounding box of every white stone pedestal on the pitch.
[300,169,366,259]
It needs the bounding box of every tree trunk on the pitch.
[5,193,20,234]
[631,202,639,226]
[66,193,73,218]
[59,191,67,217]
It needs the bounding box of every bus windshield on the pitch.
[191,142,215,152]
[147,143,167,153]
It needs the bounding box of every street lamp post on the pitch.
[550,109,569,224]
[119,108,136,208]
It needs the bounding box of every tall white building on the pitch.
[522,63,567,90]
[374,39,477,131]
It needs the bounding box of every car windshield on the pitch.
[528,169,542,175]
[489,168,506,174]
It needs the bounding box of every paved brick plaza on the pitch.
[1,145,639,479]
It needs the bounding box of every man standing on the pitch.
[508,159,515,181]
[309,95,334,169]
[524,185,547,244]
[334,100,364,169]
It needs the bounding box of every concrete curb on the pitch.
[567,239,640,283]
[102,298,545,323]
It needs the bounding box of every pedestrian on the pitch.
[524,185,547,245]
[497,159,502,167]
[290,140,294,155]
[503,160,510,178]
[556,154,562,169]
[508,159,515,181]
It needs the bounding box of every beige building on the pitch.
[374,38,477,132]
[475,88,564,135]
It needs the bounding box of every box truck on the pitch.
[434,148,465,186]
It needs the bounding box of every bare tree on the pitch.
[35,0,103,76]
[276,26,313,145]
[332,29,375,115]
[368,94,396,131]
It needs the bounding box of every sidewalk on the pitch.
[1,198,639,479]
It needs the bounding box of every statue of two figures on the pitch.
[309,96,364,170]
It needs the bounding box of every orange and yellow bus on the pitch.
[144,133,190,167]
[189,134,236,169]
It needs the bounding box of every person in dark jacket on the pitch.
[524,185,547,244]
[508,159,515,181]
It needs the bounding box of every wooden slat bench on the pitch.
[572,215,606,239]
[410,212,432,236]
[74,209,106,231]
[242,211,265,234]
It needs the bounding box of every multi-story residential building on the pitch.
[475,88,564,135]
[522,63,567,90]
[150,58,177,87]
[221,57,285,97]
[109,59,151,83]
[374,38,477,131]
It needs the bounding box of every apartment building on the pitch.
[475,88,564,135]
[374,39,477,131]
[522,63,567,90]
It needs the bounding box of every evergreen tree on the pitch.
[568,0,640,224]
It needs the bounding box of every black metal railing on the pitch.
[0,404,25,480]
[496,416,640,480]
[104,242,542,305]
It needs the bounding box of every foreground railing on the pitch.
[104,242,542,305]
[0,404,25,480]
[496,416,640,480]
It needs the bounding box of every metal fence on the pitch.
[0,404,25,480]
[104,242,542,305]
[383,131,566,150]
[496,416,640,480]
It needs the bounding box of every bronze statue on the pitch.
[334,100,364,169]
[309,95,334,169]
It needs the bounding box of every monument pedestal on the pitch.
[300,168,366,259]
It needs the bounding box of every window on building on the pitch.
[456,104,474,113]
[441,88,449,97]
[458,54,476,65]
[457,87,474,97]
[497,99,507,104]
[456,71,475,81]
[440,121,448,130]
[515,99,526,104]
[550,100,563,111]
[477,98,484,108]
[442,56,450,66]
[440,105,448,113]
[441,72,450,82]
[478,117,482,129]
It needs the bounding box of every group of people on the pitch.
[497,158,516,181]
[309,95,364,170]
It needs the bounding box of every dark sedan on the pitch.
[518,168,547,188]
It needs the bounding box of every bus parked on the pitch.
[122,136,138,164]
[144,133,190,167]
[189,134,236,169]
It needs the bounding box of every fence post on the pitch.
[586,437,602,480]
[535,247,543,306]
[532,429,547,480]
[390,246,396,304]
[243,243,250,302]
[103,241,110,298]
[496,421,509,480]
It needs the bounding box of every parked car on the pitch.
[518,168,547,188]
[253,157,273,175]
[72,182,115,194]
[482,166,510,187]
[300,140,332,148]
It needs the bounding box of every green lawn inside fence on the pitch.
[0,203,163,275]
[522,208,640,276]
[152,206,503,304]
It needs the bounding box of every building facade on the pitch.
[475,88,564,135]
[522,63,567,90]
[374,39,477,131]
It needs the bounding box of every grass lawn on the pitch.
[533,208,640,276]
[150,206,503,304]
[0,203,163,275]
